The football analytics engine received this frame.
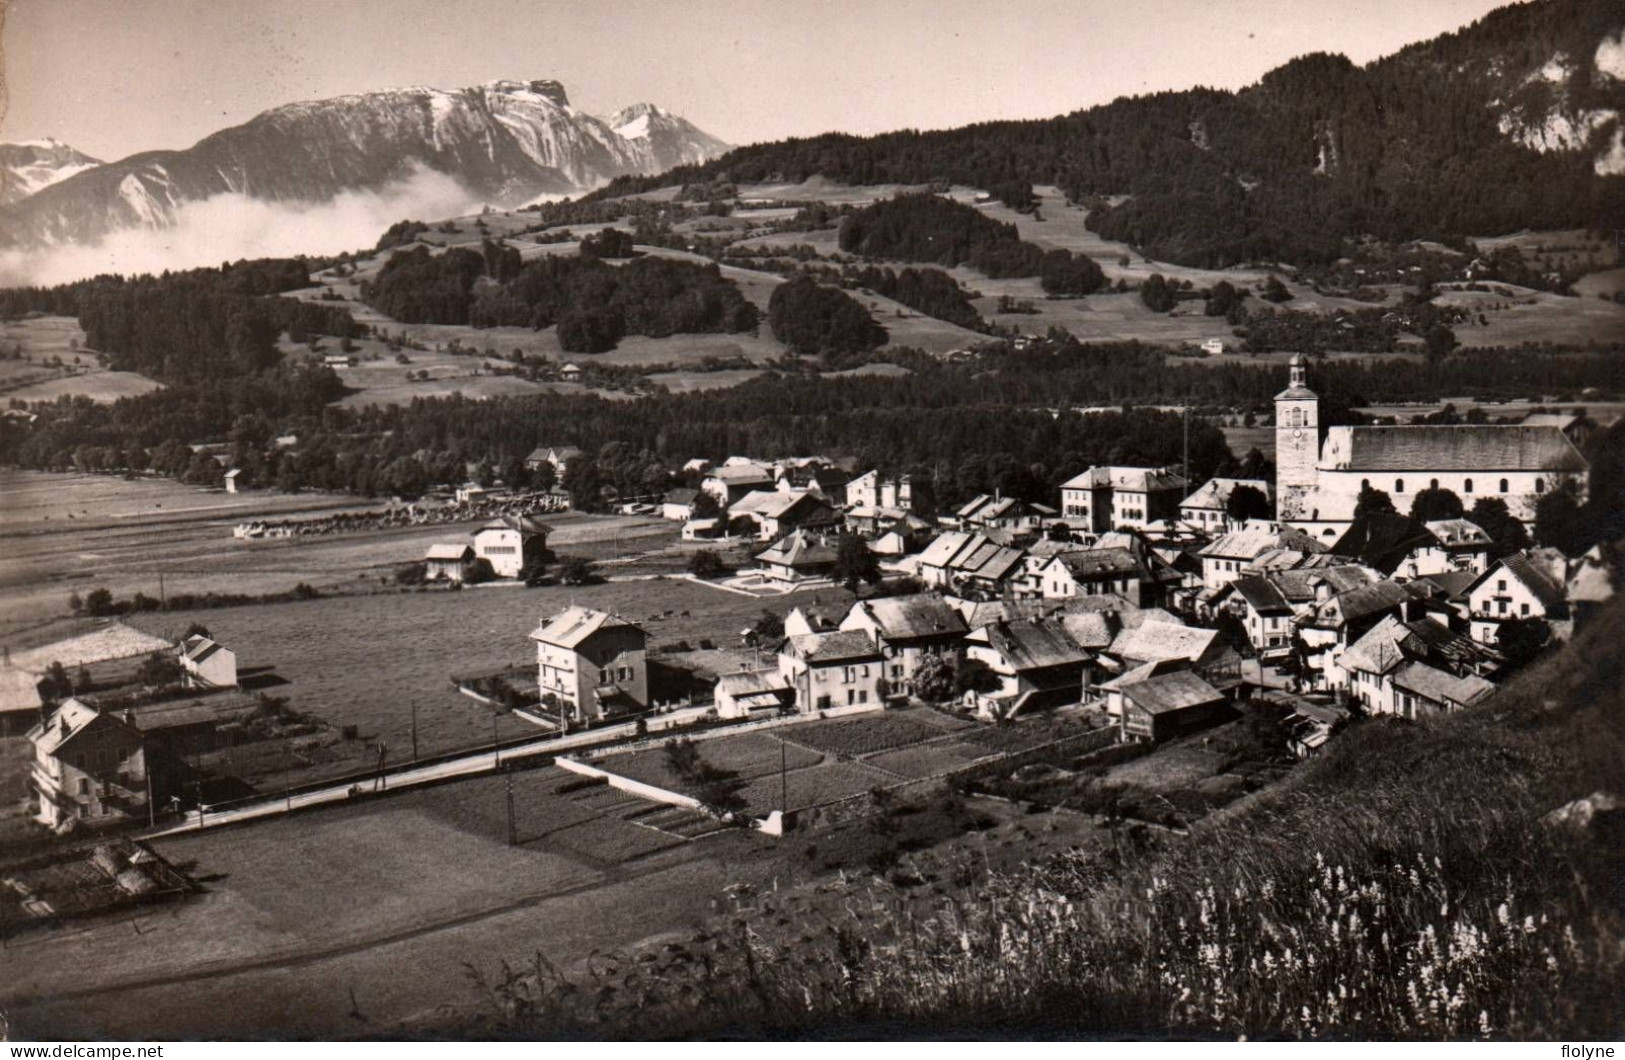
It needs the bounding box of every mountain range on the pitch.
[0,79,729,249]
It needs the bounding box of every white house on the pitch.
[755,530,838,585]
[847,471,912,510]
[524,446,583,473]
[702,464,776,506]
[1198,524,1325,593]
[1218,575,1296,652]
[1333,615,1499,717]
[179,635,237,688]
[727,490,838,541]
[1058,466,1187,533]
[531,607,648,726]
[1037,548,1146,606]
[714,669,793,719]
[471,515,552,579]
[661,487,700,522]
[1405,519,1492,578]
[1462,550,1569,645]
[838,593,968,697]
[29,699,150,830]
[1179,478,1272,533]
[425,541,477,582]
[915,531,1026,597]
[963,618,1092,719]
[777,630,884,713]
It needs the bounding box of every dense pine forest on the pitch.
[589,0,1624,267]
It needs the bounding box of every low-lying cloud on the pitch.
[0,166,483,286]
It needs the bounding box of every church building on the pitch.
[1274,353,1588,539]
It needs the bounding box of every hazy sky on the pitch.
[3,0,1509,162]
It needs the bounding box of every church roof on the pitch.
[1321,425,1587,473]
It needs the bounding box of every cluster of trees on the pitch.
[375,220,431,252]
[766,277,887,366]
[586,0,1621,268]
[987,181,1037,212]
[361,237,758,352]
[836,195,1105,293]
[849,266,982,329]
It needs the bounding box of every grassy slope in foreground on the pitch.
[465,590,1625,1040]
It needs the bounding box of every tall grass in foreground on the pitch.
[464,596,1625,1040]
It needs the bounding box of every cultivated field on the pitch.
[0,316,163,403]
[107,576,853,785]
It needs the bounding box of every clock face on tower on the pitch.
[1293,428,1302,438]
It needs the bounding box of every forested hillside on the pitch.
[0,259,358,382]
[591,0,1625,267]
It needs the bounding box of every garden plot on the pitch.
[863,740,999,781]
[780,713,946,758]
[734,760,896,814]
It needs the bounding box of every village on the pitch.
[0,352,1612,963]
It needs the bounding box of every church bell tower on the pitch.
[1274,353,1320,522]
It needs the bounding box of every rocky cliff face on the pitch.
[0,79,731,248]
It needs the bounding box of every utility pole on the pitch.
[492,711,500,768]
[146,768,155,829]
[410,700,419,763]
[506,772,517,847]
[779,739,788,816]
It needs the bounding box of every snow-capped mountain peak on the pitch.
[0,139,103,207]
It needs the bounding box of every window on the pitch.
[858,691,868,704]
[599,668,609,684]
[1394,479,1405,494]
[1520,603,1530,616]
[1465,478,1473,493]
[846,690,856,705]
[1499,478,1508,493]
[1497,579,1507,591]
[1498,599,1508,614]
[1535,478,1545,494]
